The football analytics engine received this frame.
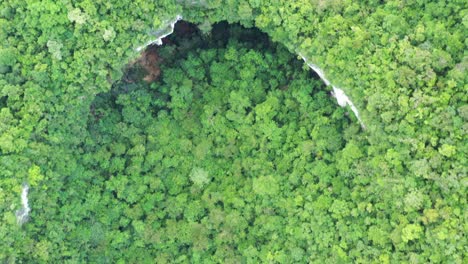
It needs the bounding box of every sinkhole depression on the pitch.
[78,21,363,260]
[87,20,361,194]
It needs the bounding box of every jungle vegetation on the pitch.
[0,0,466,263]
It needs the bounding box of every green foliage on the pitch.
[0,0,466,263]
[190,167,210,187]
[0,48,16,67]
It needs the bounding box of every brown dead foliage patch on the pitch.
[126,45,162,83]
[139,45,161,82]
[124,21,199,83]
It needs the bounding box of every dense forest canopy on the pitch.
[0,0,466,263]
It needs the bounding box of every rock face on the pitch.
[15,183,30,225]
[298,53,365,129]
[136,15,182,51]
[331,87,365,129]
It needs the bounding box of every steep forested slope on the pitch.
[0,0,466,262]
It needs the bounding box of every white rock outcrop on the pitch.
[15,183,30,225]
[298,53,365,129]
[136,15,183,51]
